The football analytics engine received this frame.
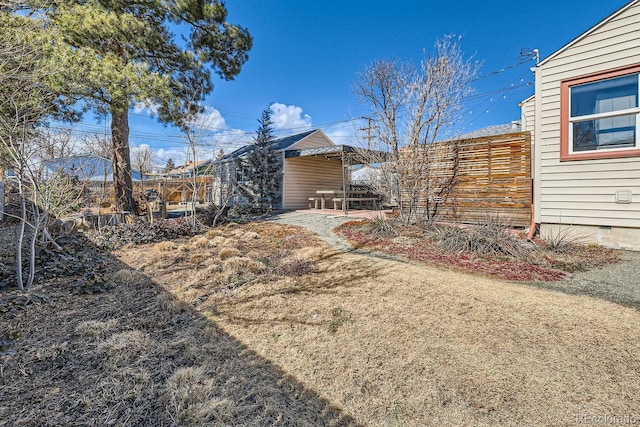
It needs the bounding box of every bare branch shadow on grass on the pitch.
[0,239,362,427]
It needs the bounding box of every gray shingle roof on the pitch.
[456,121,522,139]
[221,129,317,160]
[44,155,142,182]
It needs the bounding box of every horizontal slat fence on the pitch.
[400,132,532,227]
[84,177,214,207]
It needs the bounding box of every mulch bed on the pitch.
[335,221,619,282]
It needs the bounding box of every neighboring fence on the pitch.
[83,176,214,208]
[400,132,532,227]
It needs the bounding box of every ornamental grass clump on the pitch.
[366,215,400,237]
[431,221,531,259]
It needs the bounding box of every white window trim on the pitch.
[568,75,640,155]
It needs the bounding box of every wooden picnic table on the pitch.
[314,190,371,210]
[315,190,340,209]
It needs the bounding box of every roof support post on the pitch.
[342,150,348,215]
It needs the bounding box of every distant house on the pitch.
[215,129,380,210]
[44,155,142,182]
[167,159,214,178]
[39,155,144,208]
[521,0,640,250]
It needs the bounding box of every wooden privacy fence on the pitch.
[83,177,214,207]
[400,132,532,227]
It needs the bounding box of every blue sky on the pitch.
[83,0,631,165]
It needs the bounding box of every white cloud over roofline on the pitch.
[269,103,312,131]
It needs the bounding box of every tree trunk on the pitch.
[111,108,136,213]
[15,190,25,291]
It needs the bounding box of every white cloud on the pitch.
[149,127,251,167]
[214,128,252,155]
[155,148,183,163]
[132,143,152,152]
[322,121,363,147]
[133,101,160,115]
[154,147,209,166]
[191,107,226,130]
[269,103,312,131]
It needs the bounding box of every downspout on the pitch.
[531,64,542,237]
[528,60,542,241]
[527,203,536,241]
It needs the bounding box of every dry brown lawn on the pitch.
[112,222,640,426]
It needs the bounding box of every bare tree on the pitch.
[179,122,204,227]
[81,134,113,159]
[0,11,55,290]
[133,144,153,189]
[354,59,410,205]
[176,96,222,227]
[133,144,154,219]
[30,128,81,160]
[175,99,239,227]
[355,35,478,222]
[0,7,85,290]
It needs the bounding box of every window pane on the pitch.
[571,74,638,117]
[573,115,636,152]
[572,121,596,151]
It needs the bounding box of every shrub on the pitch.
[430,222,531,258]
[223,256,265,274]
[196,203,229,226]
[541,226,585,253]
[366,215,399,237]
[190,236,211,248]
[205,229,223,238]
[189,253,210,264]
[155,241,177,252]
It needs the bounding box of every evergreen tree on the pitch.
[164,158,176,174]
[235,107,282,212]
[5,0,252,212]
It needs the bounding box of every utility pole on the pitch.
[359,116,376,150]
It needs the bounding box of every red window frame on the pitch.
[560,64,640,161]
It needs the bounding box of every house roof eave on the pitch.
[537,0,639,68]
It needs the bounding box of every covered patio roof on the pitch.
[284,144,389,164]
[284,144,389,214]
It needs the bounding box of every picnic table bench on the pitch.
[311,190,379,211]
[332,197,377,210]
[308,197,320,209]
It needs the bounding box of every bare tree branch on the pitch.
[354,35,479,222]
